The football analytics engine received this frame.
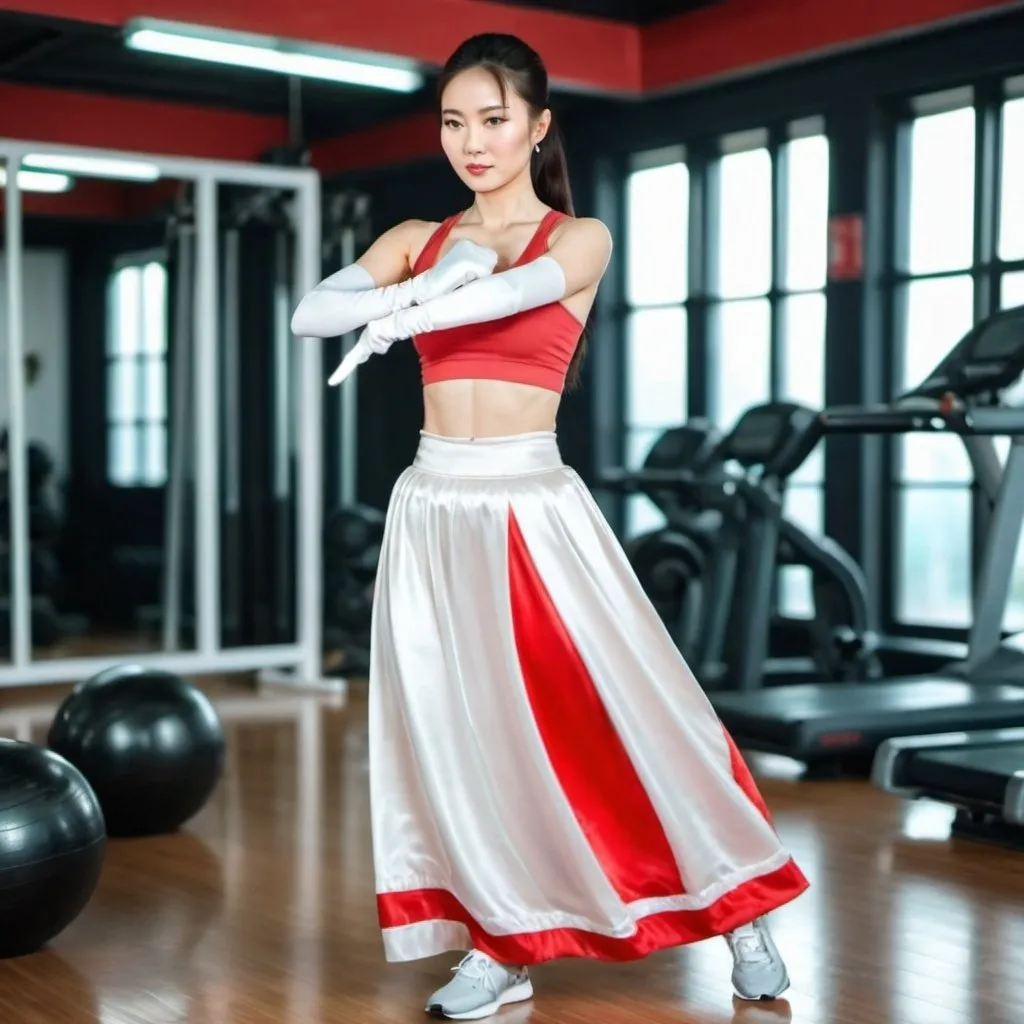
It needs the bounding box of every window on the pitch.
[107,257,169,487]
[1000,87,1024,631]
[623,151,689,536]
[892,99,976,627]
[709,133,772,430]
[708,123,830,616]
[892,81,1024,630]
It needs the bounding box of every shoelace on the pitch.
[452,951,502,994]
[730,928,772,965]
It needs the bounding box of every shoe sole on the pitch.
[426,979,534,1020]
[733,969,790,1002]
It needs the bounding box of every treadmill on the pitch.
[603,421,725,660]
[872,727,1024,848]
[712,305,1024,776]
[604,402,879,690]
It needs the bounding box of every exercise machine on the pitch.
[705,402,879,690]
[321,502,385,677]
[872,727,1024,848]
[161,182,301,651]
[603,420,724,660]
[605,402,880,691]
[712,306,1024,776]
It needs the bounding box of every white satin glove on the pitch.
[327,256,567,386]
[291,238,498,339]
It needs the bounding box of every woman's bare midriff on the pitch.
[408,216,588,439]
[422,379,561,438]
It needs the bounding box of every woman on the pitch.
[292,32,809,1021]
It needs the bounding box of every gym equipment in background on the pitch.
[48,663,226,837]
[0,739,106,958]
[872,727,1024,849]
[713,305,1024,777]
[322,189,373,512]
[605,403,880,692]
[602,421,724,661]
[158,183,302,653]
[322,503,385,677]
[0,437,77,651]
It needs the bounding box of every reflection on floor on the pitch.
[0,677,1021,1024]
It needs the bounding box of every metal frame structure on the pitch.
[1,138,328,689]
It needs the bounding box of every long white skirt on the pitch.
[368,430,808,966]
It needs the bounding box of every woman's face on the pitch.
[440,68,547,193]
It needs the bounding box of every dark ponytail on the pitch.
[438,33,586,389]
[531,114,574,217]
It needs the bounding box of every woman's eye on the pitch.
[444,119,462,129]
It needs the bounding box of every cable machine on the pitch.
[160,181,303,652]
[322,188,372,508]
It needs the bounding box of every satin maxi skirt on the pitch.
[368,430,809,966]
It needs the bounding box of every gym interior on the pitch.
[1,1,1024,1021]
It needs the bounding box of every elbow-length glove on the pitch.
[327,256,567,385]
[290,239,498,339]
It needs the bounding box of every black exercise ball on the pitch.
[47,665,226,838]
[0,739,106,958]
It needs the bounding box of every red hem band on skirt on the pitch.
[377,858,809,966]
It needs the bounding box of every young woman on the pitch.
[292,32,809,1022]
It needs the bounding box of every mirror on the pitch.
[0,155,11,665]
[0,144,321,681]
[215,183,300,651]
[0,154,74,665]
[11,153,197,660]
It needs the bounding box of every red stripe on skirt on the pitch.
[376,858,810,965]
[505,508,686,902]
[722,728,775,824]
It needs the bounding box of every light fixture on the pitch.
[23,153,161,182]
[124,18,424,94]
[0,167,74,194]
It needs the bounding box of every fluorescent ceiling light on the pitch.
[0,168,74,194]
[124,19,424,93]
[23,153,161,182]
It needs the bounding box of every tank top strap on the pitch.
[412,214,462,275]
[516,209,569,265]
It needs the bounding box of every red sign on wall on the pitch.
[828,214,864,281]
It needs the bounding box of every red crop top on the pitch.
[410,209,584,394]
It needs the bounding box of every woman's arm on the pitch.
[290,221,497,339]
[385,217,612,336]
[326,218,612,383]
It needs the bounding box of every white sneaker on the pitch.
[725,918,790,1000]
[424,950,534,1020]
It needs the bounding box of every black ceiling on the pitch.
[0,4,714,145]
[0,12,435,141]
[479,0,717,24]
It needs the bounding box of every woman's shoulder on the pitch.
[548,214,613,253]
[392,217,448,240]
[386,218,451,271]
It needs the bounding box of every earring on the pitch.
[535,143,540,153]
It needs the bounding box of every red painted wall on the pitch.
[0,0,1019,177]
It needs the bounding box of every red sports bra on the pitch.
[410,209,584,394]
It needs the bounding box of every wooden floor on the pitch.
[1,679,1022,1024]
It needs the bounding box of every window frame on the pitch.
[621,146,692,537]
[618,119,831,619]
[880,76,1024,637]
[105,248,170,489]
[706,119,831,618]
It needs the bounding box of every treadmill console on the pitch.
[912,304,1024,399]
[720,402,822,478]
[643,421,722,472]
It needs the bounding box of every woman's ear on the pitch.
[532,108,552,147]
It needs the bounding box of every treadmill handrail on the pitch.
[777,518,878,635]
[820,404,1024,436]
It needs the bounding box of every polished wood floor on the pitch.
[0,678,1022,1024]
